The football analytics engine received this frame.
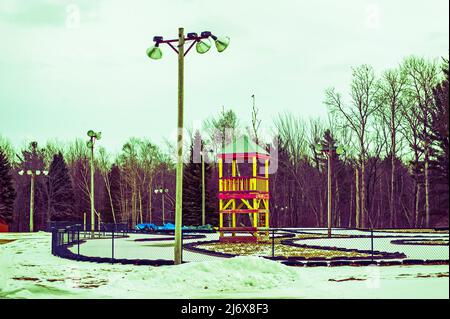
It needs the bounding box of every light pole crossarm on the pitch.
[153,33,215,57]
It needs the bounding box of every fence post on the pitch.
[111,228,115,263]
[371,229,374,262]
[51,227,55,255]
[271,229,275,258]
[77,226,80,256]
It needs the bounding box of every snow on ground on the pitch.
[0,232,448,299]
[72,233,221,262]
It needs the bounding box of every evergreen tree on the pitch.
[0,149,16,223]
[429,59,449,225]
[47,152,75,221]
[182,132,215,226]
[430,60,449,183]
[18,142,47,230]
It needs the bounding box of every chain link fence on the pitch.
[50,224,449,267]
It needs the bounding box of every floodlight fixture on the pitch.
[196,38,211,54]
[18,170,24,176]
[147,45,163,60]
[200,31,212,37]
[213,36,230,52]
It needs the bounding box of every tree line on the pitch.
[0,55,448,230]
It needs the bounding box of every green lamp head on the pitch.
[147,45,163,60]
[214,36,230,52]
[196,38,212,54]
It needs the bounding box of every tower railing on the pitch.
[220,176,268,192]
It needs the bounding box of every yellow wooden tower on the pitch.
[217,136,270,242]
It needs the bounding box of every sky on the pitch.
[0,0,448,154]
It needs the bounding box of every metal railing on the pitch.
[220,176,268,192]
[51,223,128,261]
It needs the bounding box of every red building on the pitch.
[0,217,9,232]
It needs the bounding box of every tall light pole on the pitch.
[18,169,48,232]
[87,130,101,237]
[201,149,213,226]
[147,29,229,265]
[154,188,169,224]
[317,142,344,238]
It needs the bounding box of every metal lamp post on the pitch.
[18,169,49,232]
[317,143,344,238]
[87,130,101,237]
[154,188,169,224]
[147,28,229,265]
[200,149,214,226]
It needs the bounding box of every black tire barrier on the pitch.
[183,240,236,258]
[269,232,297,240]
[329,260,354,267]
[282,259,450,267]
[390,239,449,246]
[350,260,377,266]
[378,260,403,266]
[281,238,407,261]
[282,261,307,267]
[422,260,449,265]
[402,259,425,265]
[305,261,329,267]
[52,241,176,266]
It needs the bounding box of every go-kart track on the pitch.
[0,228,448,299]
[68,228,449,264]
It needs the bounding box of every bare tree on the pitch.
[325,65,380,228]
[250,94,261,145]
[97,147,116,223]
[376,67,408,227]
[402,56,440,227]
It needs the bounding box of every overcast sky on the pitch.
[0,0,448,154]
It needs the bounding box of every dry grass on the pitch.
[0,239,16,245]
[294,234,350,239]
[13,277,40,281]
[329,277,366,282]
[199,242,373,259]
[404,240,449,246]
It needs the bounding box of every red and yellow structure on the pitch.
[217,136,270,242]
